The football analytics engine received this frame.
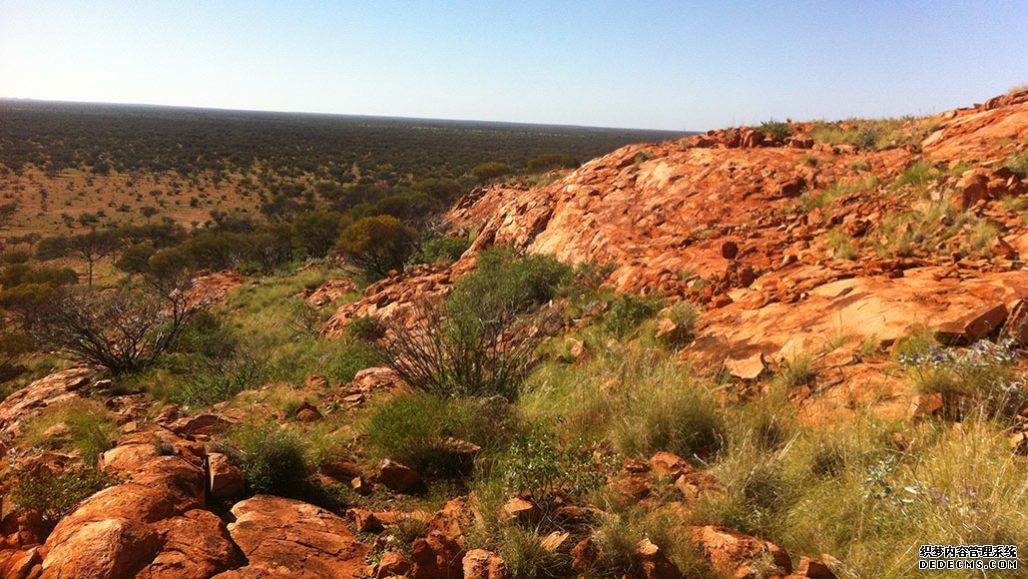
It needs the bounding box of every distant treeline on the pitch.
[0,100,687,181]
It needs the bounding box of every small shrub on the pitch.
[760,120,792,139]
[364,392,514,477]
[1003,150,1028,178]
[22,400,119,465]
[775,353,816,388]
[894,160,940,188]
[377,248,570,400]
[494,525,571,578]
[496,427,605,503]
[470,162,512,182]
[328,341,378,382]
[827,228,857,260]
[657,302,699,347]
[5,466,116,530]
[412,236,471,265]
[223,423,313,496]
[348,314,385,342]
[603,295,659,337]
[899,339,1023,417]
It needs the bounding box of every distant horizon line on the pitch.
[0,96,693,135]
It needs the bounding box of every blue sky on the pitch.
[1,1,1025,130]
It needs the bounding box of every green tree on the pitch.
[470,162,511,182]
[336,215,416,277]
[291,211,348,258]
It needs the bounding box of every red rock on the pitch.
[377,459,421,493]
[221,495,370,578]
[909,393,944,421]
[294,402,322,422]
[570,538,598,572]
[540,531,572,553]
[774,176,807,198]
[650,452,691,479]
[375,551,411,578]
[501,498,541,524]
[411,531,465,579]
[935,302,1008,344]
[636,538,682,579]
[305,374,330,389]
[348,508,383,533]
[425,497,472,539]
[721,240,740,259]
[141,509,245,578]
[955,170,991,210]
[686,525,792,577]
[207,452,245,498]
[796,556,837,578]
[1002,298,1028,346]
[168,413,233,438]
[462,549,509,579]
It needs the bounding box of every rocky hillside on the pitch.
[328,89,1028,419]
[1,89,1026,579]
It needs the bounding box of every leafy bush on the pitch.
[496,427,605,502]
[336,215,416,277]
[223,422,313,496]
[291,211,348,258]
[603,295,659,337]
[412,235,471,265]
[22,400,119,465]
[5,465,116,530]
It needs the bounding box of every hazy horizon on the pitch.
[2,1,1026,131]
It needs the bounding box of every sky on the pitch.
[1,1,1026,130]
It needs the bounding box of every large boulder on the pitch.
[686,525,792,577]
[215,495,369,578]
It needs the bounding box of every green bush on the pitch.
[336,215,416,277]
[412,236,471,265]
[495,427,605,502]
[470,162,512,182]
[527,153,580,173]
[760,120,792,139]
[5,465,116,530]
[347,314,385,342]
[603,295,660,337]
[364,392,514,477]
[223,423,313,496]
[22,400,119,465]
[378,248,570,400]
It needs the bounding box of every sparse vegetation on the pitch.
[5,465,116,530]
[21,399,119,465]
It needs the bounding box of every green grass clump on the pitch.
[221,422,314,496]
[524,349,725,462]
[774,353,817,389]
[893,160,941,188]
[1002,150,1028,178]
[827,228,857,260]
[22,399,119,465]
[657,301,699,347]
[363,392,515,477]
